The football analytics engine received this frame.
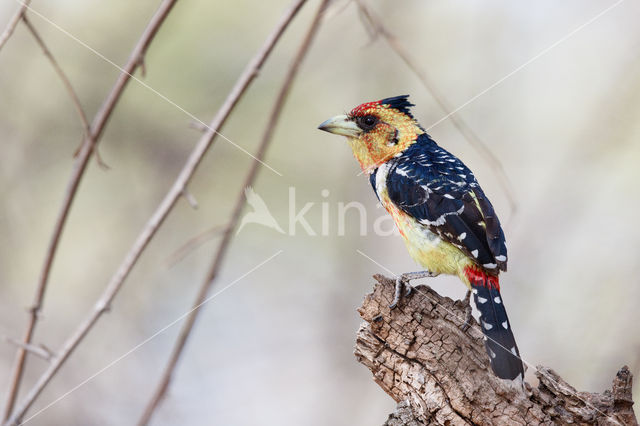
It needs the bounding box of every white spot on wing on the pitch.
[471,249,479,258]
[419,205,464,226]
[477,296,487,304]
[495,255,506,262]
[502,321,508,329]
[494,296,501,304]
[489,348,496,359]
[395,168,409,177]
[482,320,493,330]
[510,347,518,356]
[483,263,497,269]
[458,232,467,240]
[444,194,455,199]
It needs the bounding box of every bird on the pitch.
[318,95,524,381]
[236,187,285,235]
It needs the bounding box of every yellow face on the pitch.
[318,98,424,173]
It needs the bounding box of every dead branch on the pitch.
[2,0,178,421]
[136,0,329,423]
[3,11,95,417]
[355,275,637,426]
[0,0,31,52]
[3,0,180,423]
[21,14,109,169]
[4,1,307,424]
[21,15,90,142]
[164,225,226,268]
[2,337,52,362]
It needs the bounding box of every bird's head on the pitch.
[318,95,424,174]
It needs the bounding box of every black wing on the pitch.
[385,134,508,272]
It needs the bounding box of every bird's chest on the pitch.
[375,164,439,247]
[373,163,464,275]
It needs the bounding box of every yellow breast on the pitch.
[378,189,473,283]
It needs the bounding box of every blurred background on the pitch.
[1,0,639,424]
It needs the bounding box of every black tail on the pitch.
[466,267,524,380]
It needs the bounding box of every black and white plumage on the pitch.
[468,270,524,381]
[370,133,508,272]
[319,95,523,381]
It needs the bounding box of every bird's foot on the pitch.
[389,278,410,310]
[460,290,473,332]
[389,270,438,309]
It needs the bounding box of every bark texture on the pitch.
[354,275,637,426]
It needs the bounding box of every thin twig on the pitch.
[356,1,518,217]
[0,0,31,52]
[5,1,306,424]
[3,0,180,424]
[2,337,53,362]
[181,188,199,209]
[165,224,227,268]
[22,15,90,136]
[20,15,108,169]
[137,1,329,423]
[3,8,127,421]
[4,13,106,419]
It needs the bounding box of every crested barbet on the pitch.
[318,95,524,380]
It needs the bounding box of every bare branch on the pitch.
[181,189,199,209]
[0,0,31,52]
[22,15,90,136]
[3,0,180,423]
[136,0,329,423]
[356,1,518,217]
[2,337,53,362]
[20,14,108,169]
[164,225,226,268]
[2,10,113,422]
[4,1,307,424]
[356,275,637,425]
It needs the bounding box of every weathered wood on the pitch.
[354,275,637,425]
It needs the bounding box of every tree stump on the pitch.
[354,275,637,425]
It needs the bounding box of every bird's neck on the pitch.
[348,130,422,174]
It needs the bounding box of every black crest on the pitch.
[380,95,414,118]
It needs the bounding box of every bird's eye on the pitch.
[363,115,376,126]
[356,114,378,131]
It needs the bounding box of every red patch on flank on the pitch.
[464,266,500,290]
[350,100,382,117]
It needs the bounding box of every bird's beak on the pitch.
[317,115,361,138]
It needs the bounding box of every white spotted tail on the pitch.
[467,267,524,381]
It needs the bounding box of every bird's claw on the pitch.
[404,284,413,298]
[389,277,406,309]
[389,271,438,309]
[460,290,473,332]
[389,271,432,309]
